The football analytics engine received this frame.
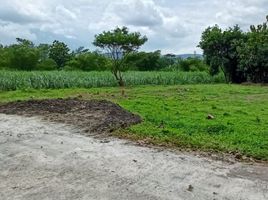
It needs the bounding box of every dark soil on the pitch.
[0,98,142,135]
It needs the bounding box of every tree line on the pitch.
[0,37,206,73]
[199,16,268,83]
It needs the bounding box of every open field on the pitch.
[0,71,224,91]
[1,84,268,160]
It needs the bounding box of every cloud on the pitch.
[0,20,37,44]
[0,9,41,24]
[55,5,77,20]
[115,0,163,27]
[0,0,267,54]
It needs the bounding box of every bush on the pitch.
[125,51,162,71]
[163,57,208,72]
[65,52,109,71]
[36,59,58,71]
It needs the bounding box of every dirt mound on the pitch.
[0,98,142,134]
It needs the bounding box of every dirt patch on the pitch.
[0,98,142,135]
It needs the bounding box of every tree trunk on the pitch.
[112,69,125,96]
[118,73,125,96]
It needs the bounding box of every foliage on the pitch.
[0,45,10,70]
[162,57,208,72]
[65,51,110,71]
[49,40,70,69]
[199,25,246,83]
[8,38,40,71]
[158,54,176,69]
[199,15,268,83]
[0,39,70,71]
[237,17,268,82]
[37,43,50,62]
[36,59,58,71]
[0,71,224,91]
[93,26,148,86]
[125,50,162,71]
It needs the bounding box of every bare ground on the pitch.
[0,99,268,199]
[0,98,142,134]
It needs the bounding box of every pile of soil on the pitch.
[0,98,142,134]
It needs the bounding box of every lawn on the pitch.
[1,84,267,160]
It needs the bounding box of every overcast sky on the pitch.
[0,0,267,54]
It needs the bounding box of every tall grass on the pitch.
[0,71,224,91]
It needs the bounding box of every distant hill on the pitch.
[104,52,203,60]
[176,54,203,59]
[163,53,203,60]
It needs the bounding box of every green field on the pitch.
[0,71,224,91]
[1,84,267,160]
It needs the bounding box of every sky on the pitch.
[0,0,267,54]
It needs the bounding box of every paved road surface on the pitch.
[0,114,267,200]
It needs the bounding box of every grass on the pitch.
[0,70,224,91]
[0,84,268,160]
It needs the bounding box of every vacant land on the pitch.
[1,84,268,160]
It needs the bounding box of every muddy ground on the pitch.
[0,99,268,199]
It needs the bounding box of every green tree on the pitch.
[238,16,268,82]
[16,38,34,48]
[8,38,39,70]
[65,51,109,71]
[72,46,89,56]
[0,44,8,69]
[37,43,50,62]
[158,54,176,69]
[125,51,161,71]
[49,40,70,69]
[178,57,208,72]
[93,26,147,86]
[199,25,246,83]
[36,59,58,70]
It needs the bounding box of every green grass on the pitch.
[0,84,267,160]
[0,70,224,91]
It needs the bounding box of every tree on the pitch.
[72,46,89,56]
[36,59,57,70]
[65,51,109,71]
[37,43,50,62]
[93,26,148,86]
[178,57,208,72]
[158,54,176,69]
[199,25,246,83]
[0,44,9,69]
[8,38,39,70]
[16,38,34,48]
[125,50,161,71]
[238,16,268,82]
[49,40,70,69]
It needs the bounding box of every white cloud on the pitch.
[0,20,37,44]
[115,0,163,27]
[0,0,267,54]
[55,5,77,20]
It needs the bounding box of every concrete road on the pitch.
[0,114,267,200]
